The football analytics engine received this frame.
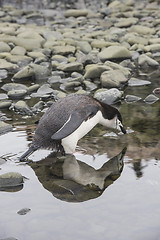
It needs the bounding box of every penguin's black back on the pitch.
[31,94,120,150]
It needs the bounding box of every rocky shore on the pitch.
[0,0,160,135]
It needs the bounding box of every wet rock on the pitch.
[105,61,131,77]
[31,84,53,97]
[30,63,51,81]
[0,69,8,80]
[17,208,31,215]
[128,77,151,87]
[98,46,131,61]
[60,81,81,91]
[52,45,76,56]
[138,54,159,68]
[100,70,128,88]
[0,41,11,52]
[32,101,44,112]
[153,88,160,95]
[0,59,18,72]
[0,121,13,135]
[64,9,88,17]
[8,89,27,99]
[0,93,8,100]
[13,65,35,81]
[84,64,110,79]
[57,62,83,72]
[13,63,51,81]
[125,95,142,103]
[10,46,26,55]
[0,101,12,109]
[0,172,23,188]
[14,101,32,115]
[144,94,159,104]
[27,84,40,93]
[94,88,123,105]
[1,83,27,92]
[83,80,97,91]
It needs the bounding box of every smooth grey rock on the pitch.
[0,69,8,80]
[0,121,13,135]
[17,208,31,215]
[130,25,156,35]
[138,54,159,67]
[0,41,11,52]
[5,54,32,66]
[13,65,35,81]
[52,45,76,55]
[83,80,97,91]
[125,95,142,103]
[31,84,53,97]
[0,172,23,187]
[1,83,27,92]
[76,41,92,54]
[128,78,151,86]
[10,46,26,55]
[57,62,83,72]
[94,88,123,105]
[64,9,88,17]
[32,101,44,112]
[0,93,8,100]
[8,90,27,99]
[98,46,131,61]
[84,64,110,79]
[14,101,32,115]
[0,101,12,109]
[100,70,128,88]
[13,63,51,81]
[27,84,40,93]
[144,94,159,104]
[0,59,18,72]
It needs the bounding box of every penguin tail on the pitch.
[19,145,39,162]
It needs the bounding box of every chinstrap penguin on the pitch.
[19,94,126,161]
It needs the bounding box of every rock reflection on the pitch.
[29,148,126,202]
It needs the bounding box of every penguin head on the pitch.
[115,115,126,134]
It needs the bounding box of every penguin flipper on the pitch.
[51,105,99,140]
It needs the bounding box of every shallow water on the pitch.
[0,73,160,239]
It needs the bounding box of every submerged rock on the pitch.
[144,94,159,104]
[8,89,27,99]
[14,101,32,115]
[17,208,31,215]
[128,77,151,87]
[0,172,23,189]
[125,95,142,103]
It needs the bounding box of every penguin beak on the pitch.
[120,125,126,134]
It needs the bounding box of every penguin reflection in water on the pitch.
[19,94,126,161]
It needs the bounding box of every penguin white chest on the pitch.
[61,111,102,154]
